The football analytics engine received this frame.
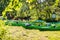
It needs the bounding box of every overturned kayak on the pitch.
[4,20,60,31]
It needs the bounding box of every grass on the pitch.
[1,26,60,40]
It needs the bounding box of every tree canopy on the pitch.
[0,0,60,21]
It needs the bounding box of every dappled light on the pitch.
[0,0,60,40]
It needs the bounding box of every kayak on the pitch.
[4,20,60,31]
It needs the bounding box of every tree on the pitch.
[0,0,10,16]
[1,0,60,21]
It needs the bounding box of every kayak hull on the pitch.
[4,20,60,31]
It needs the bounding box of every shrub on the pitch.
[0,20,7,40]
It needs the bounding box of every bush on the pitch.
[0,20,6,40]
[0,27,7,40]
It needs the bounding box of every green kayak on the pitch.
[4,20,60,31]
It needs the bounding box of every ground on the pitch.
[4,26,60,40]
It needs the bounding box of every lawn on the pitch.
[1,26,60,40]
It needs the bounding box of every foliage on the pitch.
[0,0,10,16]
[1,0,60,21]
[0,20,7,40]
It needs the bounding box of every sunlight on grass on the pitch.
[1,26,60,40]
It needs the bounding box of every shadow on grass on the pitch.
[8,25,60,31]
